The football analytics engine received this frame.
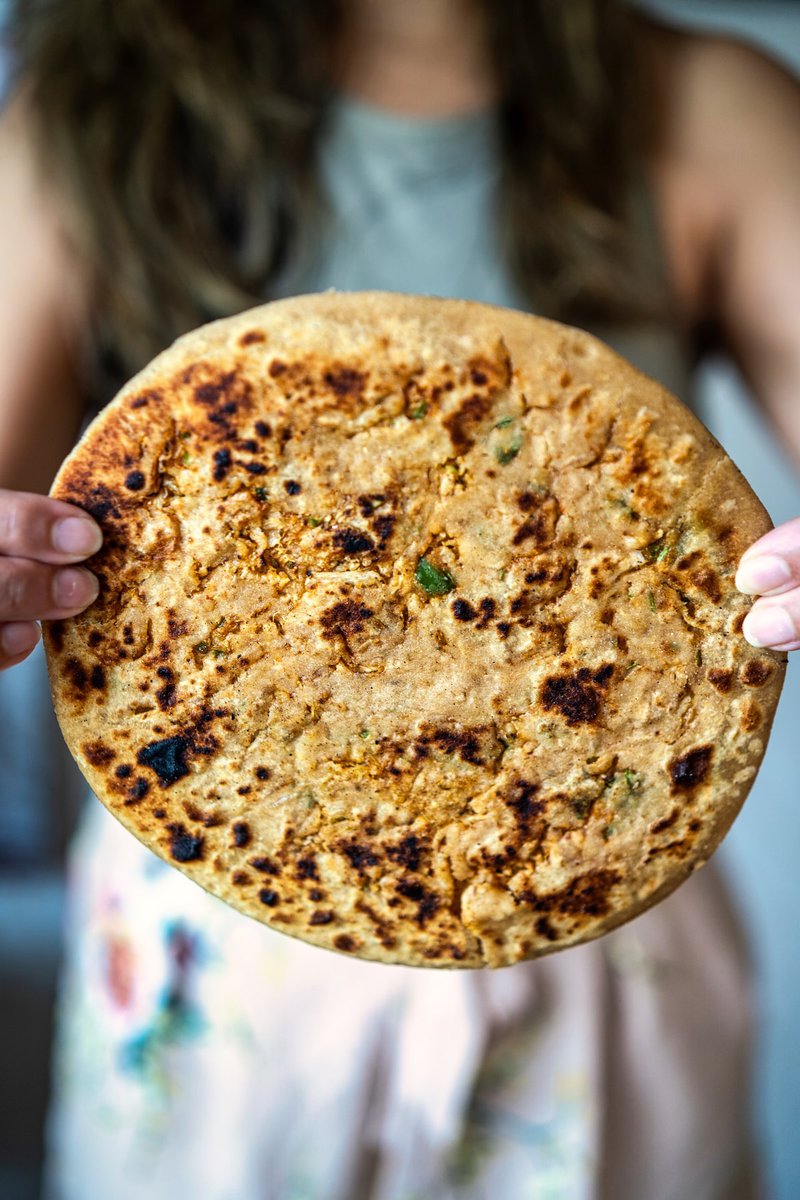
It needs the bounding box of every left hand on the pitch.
[736,517,800,651]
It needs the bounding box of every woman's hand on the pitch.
[0,489,102,671]
[737,517,800,651]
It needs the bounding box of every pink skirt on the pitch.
[46,798,759,1200]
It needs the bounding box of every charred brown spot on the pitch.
[600,608,614,625]
[124,470,145,491]
[669,746,713,791]
[239,330,266,346]
[496,621,511,639]
[309,888,325,902]
[396,880,440,927]
[475,598,496,628]
[250,856,281,876]
[522,868,621,919]
[127,778,150,803]
[236,785,251,796]
[323,366,366,398]
[334,934,357,952]
[741,660,773,688]
[451,598,477,622]
[540,667,611,726]
[505,779,542,827]
[155,666,177,710]
[690,568,722,603]
[259,888,280,906]
[650,808,680,835]
[212,448,232,481]
[470,367,488,386]
[535,916,558,942]
[740,700,762,732]
[296,857,319,880]
[115,764,132,779]
[707,668,734,694]
[243,462,267,475]
[137,735,192,786]
[130,389,159,409]
[386,835,423,872]
[372,513,396,544]
[232,822,251,848]
[443,392,491,455]
[193,370,239,406]
[284,480,302,495]
[732,613,746,634]
[309,910,335,926]
[48,621,66,652]
[153,808,166,819]
[255,766,271,781]
[166,823,204,863]
[425,727,483,765]
[333,528,374,555]
[513,516,546,547]
[65,657,89,696]
[340,842,380,871]
[254,421,272,438]
[83,741,115,768]
[320,599,374,640]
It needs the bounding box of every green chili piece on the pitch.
[415,557,456,595]
[495,434,522,465]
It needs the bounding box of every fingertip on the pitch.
[0,621,41,660]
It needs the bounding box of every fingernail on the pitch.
[736,554,793,596]
[52,517,103,557]
[1,622,40,657]
[742,605,796,648]
[53,568,100,609]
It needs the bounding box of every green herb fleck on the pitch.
[178,430,191,440]
[647,590,658,613]
[601,824,616,841]
[307,516,323,528]
[253,486,267,501]
[570,795,594,821]
[410,403,428,420]
[624,661,639,674]
[212,649,227,659]
[359,729,371,740]
[624,769,642,793]
[645,538,669,562]
[195,640,209,654]
[495,434,523,465]
[181,450,191,466]
[415,557,456,595]
[494,415,514,429]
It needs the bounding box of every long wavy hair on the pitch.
[5,0,664,391]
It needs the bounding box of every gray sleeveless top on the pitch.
[283,94,693,405]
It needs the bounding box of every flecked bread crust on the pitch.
[45,292,785,968]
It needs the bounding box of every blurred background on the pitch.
[1,2,799,1198]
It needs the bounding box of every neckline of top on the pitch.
[324,91,498,146]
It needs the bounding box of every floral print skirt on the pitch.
[45,799,760,1200]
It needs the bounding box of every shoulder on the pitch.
[648,22,800,168]
[640,20,800,324]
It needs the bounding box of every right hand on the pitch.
[0,489,103,671]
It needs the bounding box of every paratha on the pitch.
[44,292,785,968]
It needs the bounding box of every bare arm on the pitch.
[0,98,102,669]
[652,30,800,650]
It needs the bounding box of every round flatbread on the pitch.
[44,292,785,968]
